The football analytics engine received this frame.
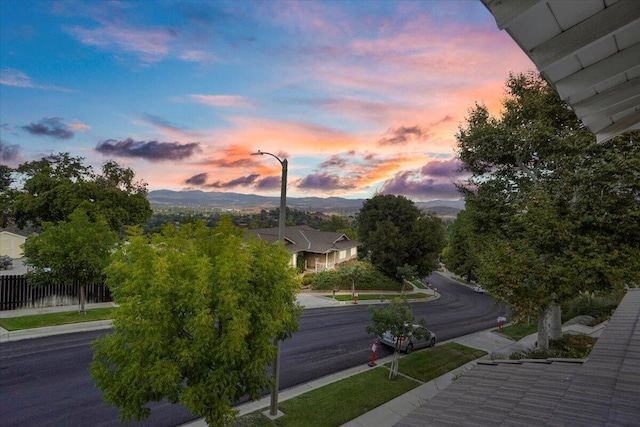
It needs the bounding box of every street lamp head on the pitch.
[251,149,285,166]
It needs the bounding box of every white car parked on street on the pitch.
[379,325,437,353]
[473,285,486,293]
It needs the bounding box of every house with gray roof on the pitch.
[395,289,640,427]
[246,226,361,271]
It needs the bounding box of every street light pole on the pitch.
[251,149,287,417]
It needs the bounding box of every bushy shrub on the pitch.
[307,261,401,291]
[509,333,597,360]
[307,270,343,290]
[562,291,624,324]
[509,348,557,360]
[551,334,597,359]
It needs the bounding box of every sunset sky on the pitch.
[1,0,533,201]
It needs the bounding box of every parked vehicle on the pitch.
[379,325,437,353]
[473,285,486,293]
[0,256,12,270]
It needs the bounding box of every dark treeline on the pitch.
[144,207,357,235]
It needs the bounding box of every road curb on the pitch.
[0,320,113,343]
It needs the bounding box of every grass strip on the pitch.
[0,307,116,331]
[236,342,487,426]
[496,322,537,341]
[326,293,429,302]
[275,368,419,427]
[396,343,487,382]
[410,279,428,289]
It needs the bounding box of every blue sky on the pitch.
[0,0,533,200]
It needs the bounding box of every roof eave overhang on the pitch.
[481,0,640,143]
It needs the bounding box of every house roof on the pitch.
[481,0,640,143]
[394,289,640,426]
[0,230,27,240]
[246,226,361,255]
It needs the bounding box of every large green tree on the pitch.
[23,209,118,313]
[357,194,445,279]
[456,72,640,349]
[442,209,479,282]
[13,153,151,232]
[91,218,302,426]
[320,215,357,239]
[0,164,15,228]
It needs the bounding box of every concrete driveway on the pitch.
[0,258,27,276]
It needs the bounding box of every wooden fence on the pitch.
[0,275,112,311]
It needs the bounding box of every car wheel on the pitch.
[429,338,436,347]
[406,343,414,354]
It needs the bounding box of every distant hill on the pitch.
[147,189,464,216]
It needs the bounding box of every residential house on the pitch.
[0,230,27,259]
[246,226,360,271]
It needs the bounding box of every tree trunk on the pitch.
[79,284,86,314]
[537,307,550,351]
[389,349,400,380]
[549,304,562,340]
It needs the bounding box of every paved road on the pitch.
[0,273,503,426]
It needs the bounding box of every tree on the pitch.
[357,194,445,279]
[366,299,427,379]
[91,218,302,426]
[395,263,417,294]
[23,209,117,313]
[442,209,479,282]
[12,153,151,233]
[339,260,368,297]
[0,164,15,228]
[319,215,357,239]
[456,72,640,349]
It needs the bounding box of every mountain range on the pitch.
[148,190,464,217]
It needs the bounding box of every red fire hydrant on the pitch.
[497,316,507,331]
[368,340,379,367]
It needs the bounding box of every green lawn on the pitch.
[496,321,538,341]
[0,307,116,331]
[396,343,487,382]
[326,293,430,302]
[276,368,418,427]
[409,279,428,289]
[234,343,487,427]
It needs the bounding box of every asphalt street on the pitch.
[0,272,503,426]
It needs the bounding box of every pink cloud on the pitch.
[65,21,175,63]
[179,50,217,63]
[0,69,33,87]
[259,1,350,37]
[379,170,460,200]
[222,116,360,155]
[188,94,254,108]
[0,68,74,92]
[69,121,92,132]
